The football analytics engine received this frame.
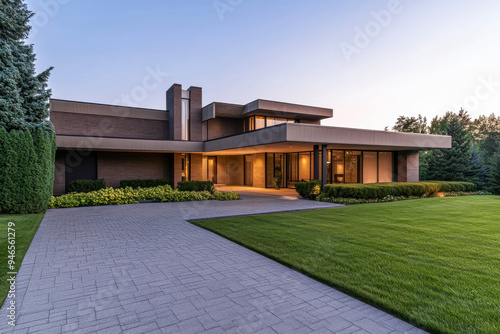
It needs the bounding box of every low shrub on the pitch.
[68,179,106,193]
[212,191,240,201]
[49,184,239,209]
[430,181,477,192]
[321,182,440,199]
[120,179,170,189]
[177,181,215,193]
[294,180,322,199]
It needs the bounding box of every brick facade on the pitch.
[97,152,168,188]
[51,111,169,140]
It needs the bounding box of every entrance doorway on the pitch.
[244,155,253,186]
[207,156,217,183]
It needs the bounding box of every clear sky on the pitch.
[26,0,500,130]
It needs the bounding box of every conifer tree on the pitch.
[488,154,500,195]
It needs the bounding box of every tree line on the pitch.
[388,110,500,194]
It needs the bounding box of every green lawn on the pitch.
[193,196,500,334]
[0,214,44,305]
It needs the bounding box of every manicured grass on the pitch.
[192,196,500,334]
[0,214,44,306]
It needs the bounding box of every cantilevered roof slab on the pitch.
[204,123,451,155]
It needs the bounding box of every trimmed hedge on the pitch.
[69,179,106,193]
[177,181,215,192]
[120,179,170,189]
[428,181,477,192]
[0,128,56,214]
[316,181,477,200]
[294,180,322,199]
[49,185,240,209]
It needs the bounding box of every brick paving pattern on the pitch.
[1,192,426,333]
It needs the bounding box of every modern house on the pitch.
[51,84,452,195]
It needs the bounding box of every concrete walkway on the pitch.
[1,193,426,333]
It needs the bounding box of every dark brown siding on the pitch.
[52,111,169,140]
[97,152,168,188]
[207,118,244,140]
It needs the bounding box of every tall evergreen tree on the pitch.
[0,0,53,132]
[488,154,500,195]
[426,117,472,181]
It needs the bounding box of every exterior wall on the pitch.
[215,155,244,185]
[97,152,167,188]
[189,87,203,141]
[191,154,203,181]
[396,151,419,182]
[167,84,182,140]
[53,151,66,196]
[406,151,420,182]
[51,111,169,140]
[207,118,244,140]
[252,153,266,188]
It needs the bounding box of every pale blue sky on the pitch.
[27,0,500,130]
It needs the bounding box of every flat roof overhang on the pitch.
[56,124,452,155]
[56,135,205,153]
[202,100,333,122]
[204,123,452,155]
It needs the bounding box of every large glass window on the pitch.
[288,153,299,185]
[327,150,332,184]
[182,154,191,181]
[345,151,361,183]
[332,150,344,183]
[378,152,393,182]
[181,99,190,140]
[245,116,295,132]
[363,152,378,183]
[255,116,266,130]
[298,152,311,181]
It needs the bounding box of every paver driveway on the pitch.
[1,192,426,333]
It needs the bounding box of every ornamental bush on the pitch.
[315,181,477,200]
[120,179,170,189]
[177,181,215,193]
[294,180,322,199]
[69,179,106,193]
[49,185,239,209]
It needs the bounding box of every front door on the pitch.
[207,157,217,183]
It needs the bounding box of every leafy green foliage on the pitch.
[177,181,215,193]
[391,114,428,133]
[49,185,239,209]
[294,180,321,199]
[68,179,106,193]
[119,179,170,189]
[0,128,56,213]
[315,181,476,200]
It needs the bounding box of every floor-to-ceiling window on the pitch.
[181,154,191,181]
[378,152,393,182]
[332,150,345,183]
[261,149,394,188]
[363,152,378,183]
[298,152,311,181]
[345,151,361,183]
[207,156,216,183]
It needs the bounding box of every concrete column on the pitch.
[321,145,327,186]
[253,153,266,188]
[188,86,203,141]
[313,145,319,180]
